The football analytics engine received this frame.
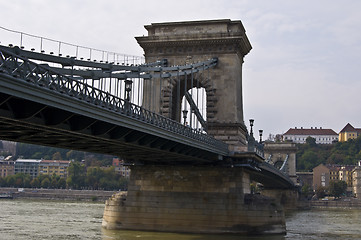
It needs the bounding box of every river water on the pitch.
[1,199,361,240]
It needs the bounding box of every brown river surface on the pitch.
[1,199,361,239]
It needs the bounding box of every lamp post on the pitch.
[182,109,188,126]
[259,129,263,143]
[124,79,132,102]
[124,79,132,112]
[249,119,254,136]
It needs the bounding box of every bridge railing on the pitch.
[0,26,144,65]
[0,47,229,152]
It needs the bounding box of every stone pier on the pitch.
[102,165,286,234]
[262,189,299,211]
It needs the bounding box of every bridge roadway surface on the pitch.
[0,45,294,188]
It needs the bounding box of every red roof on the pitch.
[339,123,361,134]
[40,160,71,164]
[284,128,337,136]
[326,164,341,171]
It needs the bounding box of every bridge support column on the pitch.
[102,165,286,234]
[261,189,299,211]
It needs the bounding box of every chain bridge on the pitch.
[0,20,297,235]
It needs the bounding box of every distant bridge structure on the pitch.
[0,20,296,235]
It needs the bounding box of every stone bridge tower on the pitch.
[103,20,290,235]
[264,142,297,184]
[136,19,252,151]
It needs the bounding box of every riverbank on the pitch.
[0,187,119,202]
[310,197,361,208]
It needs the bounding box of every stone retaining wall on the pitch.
[311,199,361,208]
[0,187,117,202]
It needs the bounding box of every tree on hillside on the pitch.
[296,135,361,171]
[297,150,319,170]
[306,136,317,147]
[52,152,62,160]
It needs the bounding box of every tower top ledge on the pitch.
[145,19,246,36]
[138,19,252,56]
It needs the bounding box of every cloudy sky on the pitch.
[1,0,361,140]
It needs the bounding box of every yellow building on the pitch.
[339,165,354,192]
[339,123,361,142]
[39,160,71,178]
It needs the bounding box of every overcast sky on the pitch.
[1,0,361,140]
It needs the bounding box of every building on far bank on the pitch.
[339,123,361,142]
[313,163,357,193]
[39,160,71,178]
[339,165,354,192]
[0,160,15,177]
[352,161,361,199]
[313,164,333,190]
[112,158,131,179]
[14,159,41,178]
[283,127,338,144]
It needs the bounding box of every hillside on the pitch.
[296,136,361,171]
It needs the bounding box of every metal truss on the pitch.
[0,45,217,80]
[0,45,228,155]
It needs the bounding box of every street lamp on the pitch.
[259,129,263,143]
[182,109,188,126]
[124,79,133,102]
[249,119,254,136]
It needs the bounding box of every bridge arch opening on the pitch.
[180,88,206,131]
[160,73,217,132]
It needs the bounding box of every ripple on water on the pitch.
[2,199,361,240]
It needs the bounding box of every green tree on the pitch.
[315,186,327,199]
[301,184,313,199]
[11,173,31,188]
[0,177,5,187]
[30,178,40,188]
[50,178,58,189]
[306,136,317,147]
[57,178,66,189]
[5,175,16,187]
[41,178,50,188]
[14,178,23,187]
[52,152,62,160]
[329,180,347,198]
[23,175,31,188]
[297,150,319,171]
[31,152,44,159]
[66,162,86,189]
